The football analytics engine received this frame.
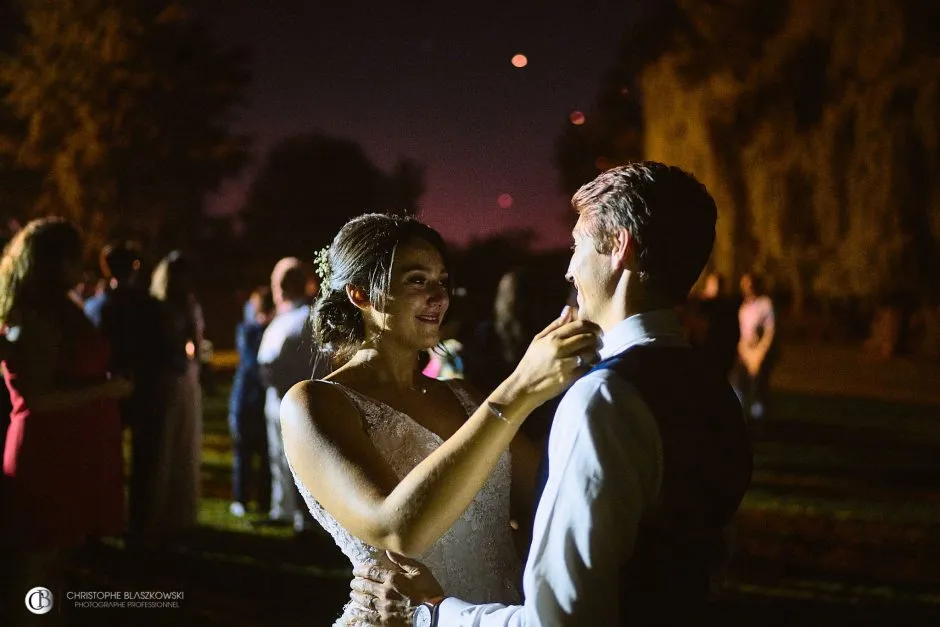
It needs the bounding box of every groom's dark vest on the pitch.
[536,344,752,625]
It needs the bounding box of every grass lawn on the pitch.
[194,381,940,559]
[77,380,938,626]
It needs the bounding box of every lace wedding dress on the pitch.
[290,380,522,626]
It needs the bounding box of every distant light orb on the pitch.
[511,54,528,68]
[569,111,586,125]
[498,193,514,209]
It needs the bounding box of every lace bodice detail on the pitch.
[290,380,522,625]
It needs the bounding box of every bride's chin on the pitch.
[414,333,441,351]
[387,327,440,352]
[418,337,440,351]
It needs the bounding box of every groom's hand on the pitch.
[350,551,444,625]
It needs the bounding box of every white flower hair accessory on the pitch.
[314,246,331,285]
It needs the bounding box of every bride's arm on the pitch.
[282,376,531,557]
[281,315,598,558]
[443,377,541,558]
[447,378,540,536]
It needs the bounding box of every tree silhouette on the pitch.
[0,0,33,228]
[556,0,940,307]
[0,0,250,253]
[552,0,692,198]
[239,131,424,267]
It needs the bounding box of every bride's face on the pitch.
[369,237,450,351]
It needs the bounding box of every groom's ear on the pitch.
[610,227,633,271]
[346,285,371,312]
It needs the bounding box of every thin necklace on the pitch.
[409,371,428,394]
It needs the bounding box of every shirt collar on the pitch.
[597,309,688,360]
[279,299,307,313]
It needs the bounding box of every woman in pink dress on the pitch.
[734,272,777,420]
[0,218,132,620]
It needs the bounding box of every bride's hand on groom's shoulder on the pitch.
[508,305,601,404]
[350,551,443,626]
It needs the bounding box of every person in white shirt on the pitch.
[350,162,753,627]
[257,257,328,529]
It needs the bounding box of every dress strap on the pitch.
[444,379,478,417]
[320,379,371,433]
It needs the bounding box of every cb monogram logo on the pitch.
[25,586,54,615]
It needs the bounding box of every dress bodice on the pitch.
[289,380,522,625]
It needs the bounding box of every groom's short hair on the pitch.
[571,162,717,304]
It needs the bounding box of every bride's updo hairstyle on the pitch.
[312,213,451,364]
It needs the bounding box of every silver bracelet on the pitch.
[486,401,510,423]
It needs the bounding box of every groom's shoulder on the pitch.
[561,365,637,412]
[551,369,648,450]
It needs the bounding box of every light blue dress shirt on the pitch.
[438,310,689,626]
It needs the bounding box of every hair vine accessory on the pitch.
[314,246,331,284]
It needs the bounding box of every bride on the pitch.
[280,214,599,625]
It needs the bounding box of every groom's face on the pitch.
[566,215,612,325]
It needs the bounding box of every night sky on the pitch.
[190,1,650,250]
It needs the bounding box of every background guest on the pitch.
[256,257,328,531]
[688,271,741,379]
[0,218,131,622]
[423,289,467,381]
[228,286,275,518]
[150,250,205,536]
[464,266,559,447]
[85,240,175,546]
[734,272,778,421]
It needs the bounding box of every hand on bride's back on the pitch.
[510,306,601,405]
[349,551,443,626]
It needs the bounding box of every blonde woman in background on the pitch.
[0,218,131,624]
[150,250,204,536]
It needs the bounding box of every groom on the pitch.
[353,162,754,626]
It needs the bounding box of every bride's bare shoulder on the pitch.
[281,378,358,430]
[322,360,374,387]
